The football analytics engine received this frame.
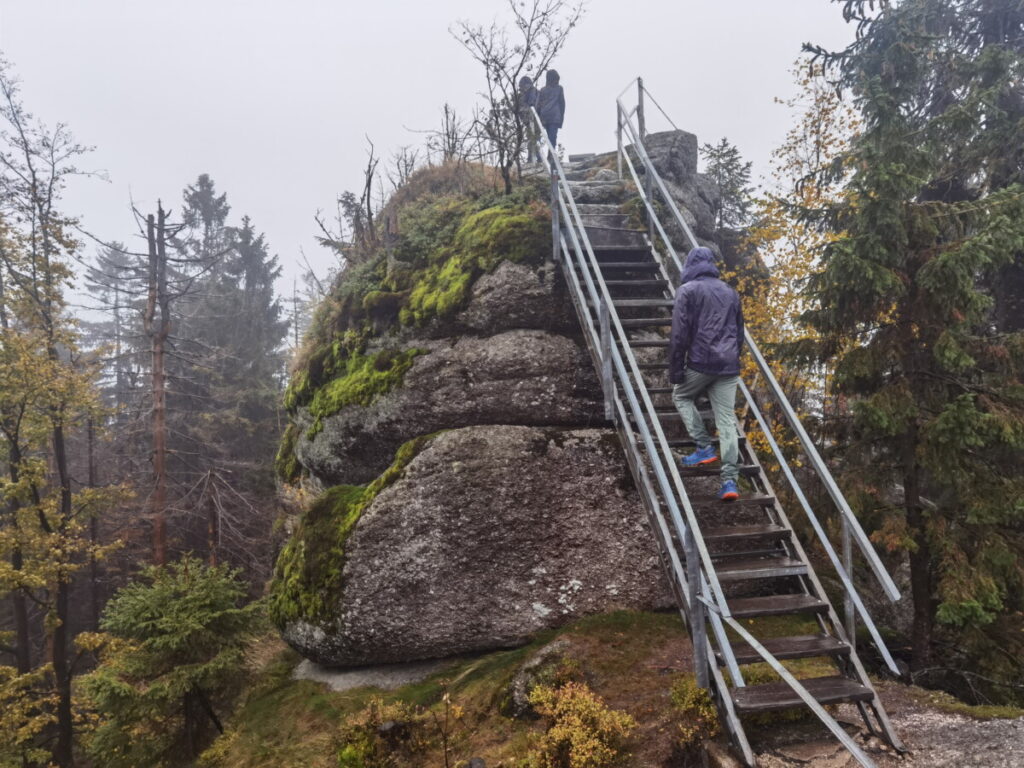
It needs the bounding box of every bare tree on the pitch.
[315,138,381,263]
[452,0,585,194]
[423,103,478,167]
[386,145,419,191]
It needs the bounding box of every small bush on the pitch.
[528,681,636,768]
[83,559,263,767]
[670,676,719,750]
[337,698,431,768]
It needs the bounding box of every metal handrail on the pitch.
[530,106,745,689]
[530,106,731,612]
[614,83,901,608]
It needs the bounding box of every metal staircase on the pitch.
[529,81,906,767]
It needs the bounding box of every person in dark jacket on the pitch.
[536,69,565,149]
[518,75,540,163]
[669,247,745,500]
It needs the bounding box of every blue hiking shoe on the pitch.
[719,480,740,502]
[680,445,718,468]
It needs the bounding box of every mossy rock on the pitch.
[275,423,302,484]
[300,347,425,436]
[268,433,438,628]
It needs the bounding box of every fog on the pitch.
[0,0,855,291]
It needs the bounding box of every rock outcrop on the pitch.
[274,141,719,668]
[295,330,603,486]
[283,426,673,666]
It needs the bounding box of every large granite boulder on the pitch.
[458,260,576,335]
[294,329,604,486]
[282,425,673,667]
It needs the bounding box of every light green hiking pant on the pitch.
[672,367,740,483]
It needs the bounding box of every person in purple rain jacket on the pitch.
[668,247,745,501]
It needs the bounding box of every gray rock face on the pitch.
[282,425,674,667]
[643,129,699,186]
[458,261,576,335]
[295,330,604,486]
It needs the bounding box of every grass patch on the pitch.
[906,687,1024,720]
[207,610,694,768]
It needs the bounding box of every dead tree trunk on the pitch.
[144,207,172,566]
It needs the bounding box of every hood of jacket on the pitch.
[681,247,720,283]
[545,70,560,86]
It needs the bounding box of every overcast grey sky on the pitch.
[0,1,855,294]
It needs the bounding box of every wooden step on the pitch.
[594,262,661,272]
[678,464,759,478]
[718,634,849,666]
[619,317,671,327]
[666,435,748,447]
[592,244,650,254]
[726,594,829,619]
[703,524,790,543]
[611,299,674,308]
[605,279,668,288]
[688,494,776,510]
[624,339,669,348]
[715,556,808,581]
[731,676,874,714]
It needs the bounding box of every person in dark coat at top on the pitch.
[668,247,745,501]
[518,75,540,163]
[536,69,565,150]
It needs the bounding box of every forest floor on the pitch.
[198,611,1024,768]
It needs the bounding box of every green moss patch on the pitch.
[268,434,438,629]
[305,347,425,436]
[274,423,302,484]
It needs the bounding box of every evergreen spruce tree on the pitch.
[83,558,261,766]
[700,137,754,231]
[800,0,1024,691]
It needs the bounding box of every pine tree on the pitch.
[82,558,261,766]
[700,137,754,231]
[800,0,1024,691]
[170,177,287,571]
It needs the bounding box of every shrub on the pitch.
[670,676,719,750]
[336,698,431,768]
[82,559,263,767]
[528,681,636,768]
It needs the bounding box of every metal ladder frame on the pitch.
[528,89,906,765]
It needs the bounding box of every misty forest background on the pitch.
[0,0,1022,766]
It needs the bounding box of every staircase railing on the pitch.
[614,77,903,676]
[530,104,896,767]
[529,106,724,688]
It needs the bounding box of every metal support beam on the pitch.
[636,77,646,140]
[599,298,614,421]
[683,530,709,688]
[843,516,856,653]
[550,162,560,262]
[616,108,623,181]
